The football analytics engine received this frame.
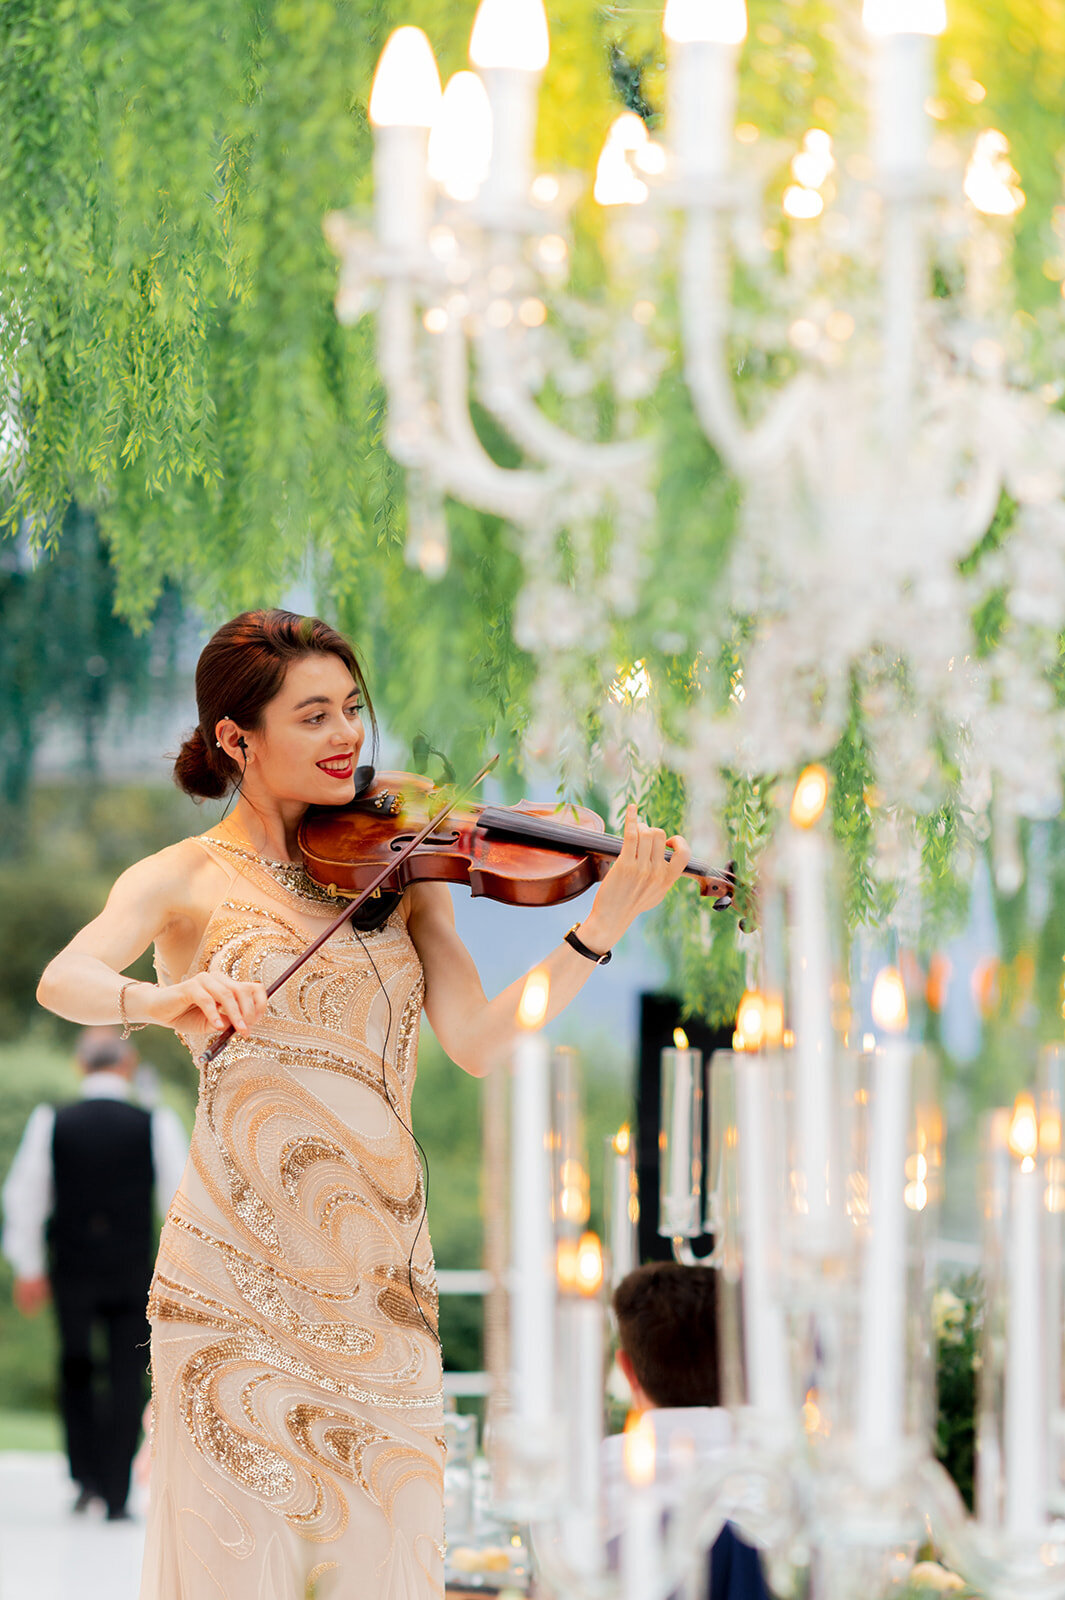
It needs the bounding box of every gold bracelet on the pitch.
[118,980,148,1040]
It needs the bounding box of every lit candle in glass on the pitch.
[1004,1092,1046,1536]
[856,966,912,1485]
[663,0,747,187]
[659,1027,703,1238]
[369,26,442,253]
[558,1231,605,1577]
[511,968,555,1428]
[622,1411,658,1600]
[608,1124,639,1286]
[787,765,834,1241]
[734,995,791,1420]
[862,0,947,179]
[469,0,549,216]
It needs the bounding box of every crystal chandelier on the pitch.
[326,0,1065,868]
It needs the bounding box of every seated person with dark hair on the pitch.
[606,1262,773,1600]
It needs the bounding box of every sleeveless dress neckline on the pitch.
[195,834,360,910]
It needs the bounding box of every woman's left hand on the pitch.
[576,804,691,953]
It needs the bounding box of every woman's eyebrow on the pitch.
[291,691,360,711]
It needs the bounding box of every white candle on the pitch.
[369,28,441,253]
[1005,1094,1046,1536]
[862,2,945,179]
[560,1232,605,1577]
[735,1054,790,1418]
[609,1126,638,1286]
[787,767,834,1239]
[857,969,912,1485]
[469,0,549,217]
[511,971,555,1427]
[373,129,432,254]
[666,41,740,187]
[664,1,745,186]
[623,1414,659,1600]
[659,1036,703,1238]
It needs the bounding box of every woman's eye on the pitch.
[346,702,363,718]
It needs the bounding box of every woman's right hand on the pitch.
[131,974,269,1038]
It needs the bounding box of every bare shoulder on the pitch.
[403,880,456,931]
[110,837,225,912]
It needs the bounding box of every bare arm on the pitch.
[36,846,267,1038]
[407,806,690,1077]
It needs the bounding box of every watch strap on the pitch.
[564,924,612,966]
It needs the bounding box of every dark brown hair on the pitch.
[173,609,376,801]
[612,1262,721,1410]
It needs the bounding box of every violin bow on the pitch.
[197,754,500,1067]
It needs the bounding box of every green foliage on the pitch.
[933,1276,983,1514]
[0,508,184,856]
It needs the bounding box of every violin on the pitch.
[297,767,737,910]
[200,761,734,1066]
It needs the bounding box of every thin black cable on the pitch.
[349,923,440,1351]
[218,743,248,822]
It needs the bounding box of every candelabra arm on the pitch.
[919,1457,1065,1600]
[435,317,555,523]
[475,324,654,483]
[377,277,551,525]
[680,207,816,476]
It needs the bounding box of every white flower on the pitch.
[932,1288,966,1345]
[908,1560,966,1592]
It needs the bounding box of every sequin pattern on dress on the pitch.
[138,837,444,1600]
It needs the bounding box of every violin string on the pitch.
[349,922,440,1351]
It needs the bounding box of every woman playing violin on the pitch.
[37,608,692,1600]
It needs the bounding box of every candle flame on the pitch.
[1041,1105,1063,1157]
[790,764,829,828]
[801,1387,823,1436]
[763,994,785,1047]
[1008,1093,1039,1163]
[614,1124,631,1155]
[469,0,550,71]
[673,1027,689,1050]
[369,27,442,129]
[871,966,908,1033]
[594,115,651,208]
[517,968,550,1030]
[963,129,1026,217]
[862,0,947,35]
[623,1411,656,1486]
[576,1231,604,1297]
[663,0,748,45]
[427,72,493,201]
[556,1236,579,1292]
[735,989,767,1050]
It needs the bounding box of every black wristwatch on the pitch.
[564,923,612,966]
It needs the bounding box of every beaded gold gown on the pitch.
[138,838,445,1600]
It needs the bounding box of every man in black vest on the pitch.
[2,1028,188,1520]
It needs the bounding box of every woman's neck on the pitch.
[213,795,308,863]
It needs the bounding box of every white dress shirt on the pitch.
[0,1071,190,1280]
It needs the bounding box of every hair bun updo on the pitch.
[173,726,230,801]
[170,609,376,806]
